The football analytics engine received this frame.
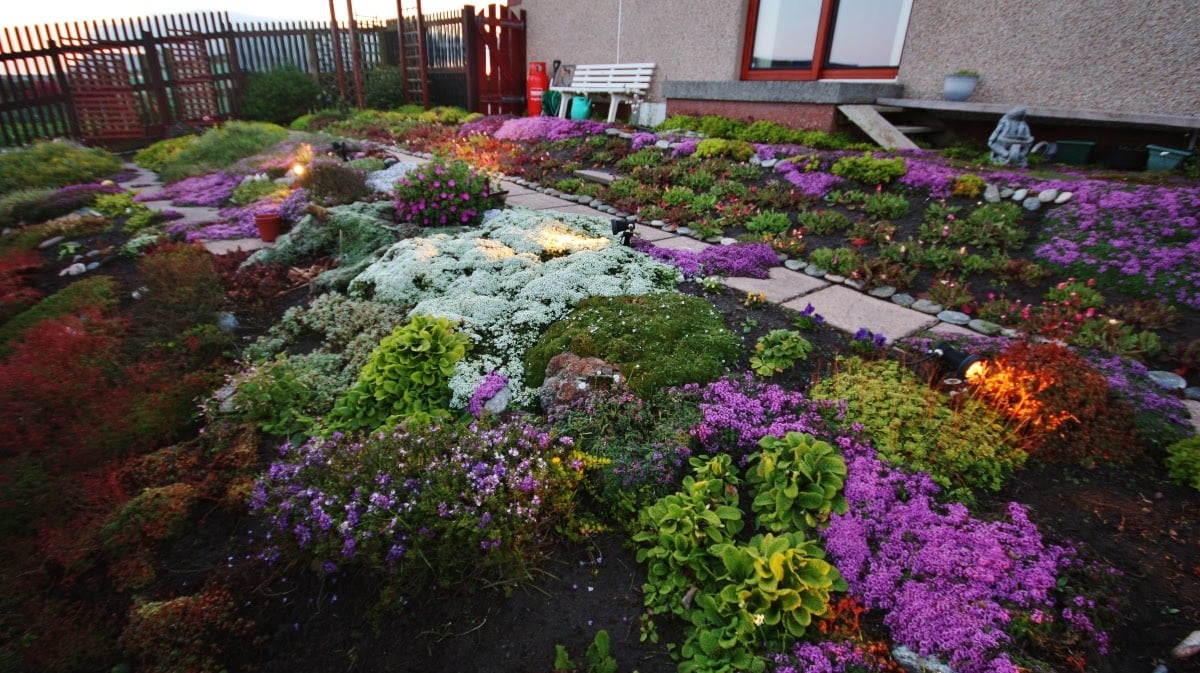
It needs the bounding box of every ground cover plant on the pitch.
[0,109,1196,673]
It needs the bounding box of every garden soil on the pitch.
[16,206,1200,673]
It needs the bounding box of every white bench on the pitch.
[550,63,655,123]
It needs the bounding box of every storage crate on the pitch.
[1146,145,1192,171]
[1053,140,1095,166]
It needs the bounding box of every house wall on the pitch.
[897,0,1200,118]
[511,0,748,103]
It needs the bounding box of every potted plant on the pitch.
[253,207,282,242]
[943,69,979,102]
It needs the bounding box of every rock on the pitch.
[824,273,846,284]
[1011,188,1029,201]
[783,259,805,271]
[1174,630,1200,659]
[131,286,149,300]
[911,298,943,314]
[803,264,827,277]
[1186,387,1200,402]
[1055,191,1074,204]
[761,158,778,169]
[1037,188,1059,203]
[868,285,896,299]
[589,199,604,208]
[891,292,916,307]
[38,235,65,249]
[1148,370,1188,390]
[844,278,865,290]
[749,155,762,165]
[999,187,1015,199]
[675,227,692,236]
[1022,196,1042,211]
[650,219,666,228]
[719,237,737,246]
[937,309,972,325]
[540,353,623,413]
[215,385,238,414]
[59,262,87,277]
[85,261,100,271]
[968,318,1003,335]
[604,127,622,136]
[983,183,1001,203]
[655,140,671,149]
[892,646,957,673]
[217,312,240,332]
[483,385,511,415]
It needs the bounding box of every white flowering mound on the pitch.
[365,161,420,193]
[349,208,679,406]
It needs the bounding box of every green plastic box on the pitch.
[1054,140,1095,166]
[1146,144,1192,171]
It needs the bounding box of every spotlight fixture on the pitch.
[932,341,986,381]
[611,219,636,246]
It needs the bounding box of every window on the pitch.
[741,0,912,80]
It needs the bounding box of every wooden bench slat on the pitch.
[548,62,656,122]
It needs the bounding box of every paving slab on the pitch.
[1184,399,1200,435]
[550,204,613,219]
[499,181,537,196]
[507,192,577,210]
[203,238,271,255]
[724,267,828,304]
[652,235,711,252]
[785,284,938,342]
[635,225,676,242]
[926,322,977,338]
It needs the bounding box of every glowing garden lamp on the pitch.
[933,341,987,382]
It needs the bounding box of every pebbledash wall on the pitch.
[509,0,1200,135]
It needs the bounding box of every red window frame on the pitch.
[740,0,903,81]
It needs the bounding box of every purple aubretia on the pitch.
[631,239,779,279]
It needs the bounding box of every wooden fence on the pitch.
[0,7,486,148]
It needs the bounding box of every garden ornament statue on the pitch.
[988,107,1034,168]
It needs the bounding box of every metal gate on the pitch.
[465,5,526,116]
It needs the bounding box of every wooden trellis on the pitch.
[62,48,144,143]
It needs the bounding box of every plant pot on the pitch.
[254,212,282,242]
[1146,144,1192,171]
[1105,147,1147,171]
[943,74,978,102]
[1053,140,1095,166]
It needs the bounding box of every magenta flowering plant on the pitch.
[467,370,509,418]
[134,171,242,207]
[491,116,610,142]
[394,159,501,227]
[821,432,1118,673]
[630,239,779,279]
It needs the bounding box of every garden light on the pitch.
[611,219,636,246]
[932,341,987,382]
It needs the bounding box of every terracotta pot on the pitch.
[254,212,282,242]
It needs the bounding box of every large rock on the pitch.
[540,353,624,413]
[892,645,956,673]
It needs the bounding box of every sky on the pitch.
[3,0,472,29]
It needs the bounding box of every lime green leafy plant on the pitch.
[750,329,813,377]
[747,432,848,534]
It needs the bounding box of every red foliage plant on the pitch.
[967,341,1140,466]
[0,249,43,322]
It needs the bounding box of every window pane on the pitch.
[827,0,909,68]
[750,0,822,70]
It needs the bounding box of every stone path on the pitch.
[117,154,1200,432]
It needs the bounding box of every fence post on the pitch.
[222,14,244,119]
[327,0,349,106]
[142,30,173,134]
[48,39,83,142]
[345,0,365,108]
[462,5,478,114]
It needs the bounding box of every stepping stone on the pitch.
[937,309,971,325]
[911,298,943,314]
[788,285,937,342]
[968,318,1003,335]
[724,266,827,304]
[1147,370,1187,390]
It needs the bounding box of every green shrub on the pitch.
[810,357,1025,501]
[239,64,323,126]
[795,209,850,235]
[0,188,54,227]
[229,353,347,437]
[296,159,370,206]
[750,329,813,377]
[524,293,741,396]
[1166,436,1200,491]
[289,108,349,132]
[736,120,800,145]
[656,114,700,132]
[363,66,407,110]
[745,210,791,235]
[661,185,696,207]
[94,192,157,234]
[616,148,665,171]
[158,121,290,182]
[697,115,748,139]
[830,152,907,185]
[694,138,755,161]
[0,140,123,193]
[952,173,986,198]
[346,156,387,172]
[133,135,198,173]
[862,192,911,220]
[327,314,472,432]
[230,175,289,205]
[119,588,251,673]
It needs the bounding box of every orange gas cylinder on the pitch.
[527,62,549,117]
